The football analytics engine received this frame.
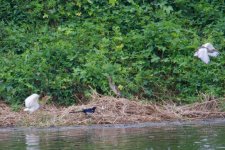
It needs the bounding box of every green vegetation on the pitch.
[0,0,224,105]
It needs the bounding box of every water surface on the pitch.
[1,119,225,150]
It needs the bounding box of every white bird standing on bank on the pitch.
[194,43,219,64]
[24,93,40,113]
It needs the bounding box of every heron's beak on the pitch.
[40,96,51,105]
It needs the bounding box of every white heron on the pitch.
[24,93,40,113]
[194,43,219,64]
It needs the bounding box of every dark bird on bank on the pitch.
[70,107,97,115]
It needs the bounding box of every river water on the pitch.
[0,119,225,150]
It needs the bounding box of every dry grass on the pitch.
[0,102,23,127]
[0,94,225,127]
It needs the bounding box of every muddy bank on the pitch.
[2,118,225,132]
[0,94,225,127]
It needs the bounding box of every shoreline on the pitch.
[1,118,225,131]
[1,94,225,128]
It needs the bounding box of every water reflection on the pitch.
[25,134,40,150]
[0,122,225,149]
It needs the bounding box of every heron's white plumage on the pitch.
[208,51,219,57]
[24,94,40,113]
[194,43,219,64]
[194,48,210,64]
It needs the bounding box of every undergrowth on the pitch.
[0,0,224,105]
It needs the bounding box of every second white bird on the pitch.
[194,43,219,64]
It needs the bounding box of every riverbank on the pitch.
[1,93,225,127]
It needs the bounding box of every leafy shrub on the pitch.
[0,0,224,105]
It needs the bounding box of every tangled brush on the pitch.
[59,94,225,125]
[0,94,225,127]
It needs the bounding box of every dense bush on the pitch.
[0,0,224,105]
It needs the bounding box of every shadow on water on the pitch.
[0,119,225,150]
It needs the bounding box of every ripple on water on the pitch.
[0,119,225,149]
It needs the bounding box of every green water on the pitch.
[0,121,225,150]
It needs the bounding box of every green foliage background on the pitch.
[0,0,224,105]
